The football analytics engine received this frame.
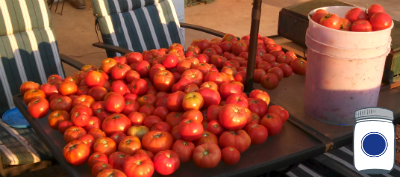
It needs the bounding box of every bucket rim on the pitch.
[308,6,394,35]
[307,44,391,60]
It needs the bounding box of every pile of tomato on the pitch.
[312,4,392,32]
[20,33,305,177]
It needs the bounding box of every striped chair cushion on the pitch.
[0,0,65,116]
[91,0,184,57]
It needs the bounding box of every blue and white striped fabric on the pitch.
[91,0,184,57]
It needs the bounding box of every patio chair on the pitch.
[90,0,227,57]
[0,0,84,176]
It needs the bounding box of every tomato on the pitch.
[269,61,280,68]
[260,113,283,136]
[63,140,90,166]
[125,52,143,64]
[40,82,59,98]
[210,55,227,69]
[20,81,40,96]
[88,86,108,101]
[64,126,87,143]
[221,147,240,165]
[176,60,191,75]
[268,105,289,123]
[277,63,293,78]
[218,82,243,100]
[161,54,178,69]
[226,94,248,108]
[122,154,154,177]
[48,93,63,103]
[135,60,151,78]
[79,134,95,150]
[260,73,279,90]
[92,162,113,177]
[122,100,140,116]
[102,113,131,136]
[219,130,251,153]
[127,125,149,140]
[71,108,90,127]
[58,121,74,134]
[195,131,218,146]
[247,98,268,118]
[153,150,180,175]
[345,7,367,23]
[164,112,183,128]
[232,40,248,56]
[170,125,181,141]
[139,105,155,116]
[23,89,46,105]
[340,18,352,31]
[104,92,125,113]
[181,110,203,123]
[111,80,129,96]
[88,152,108,168]
[166,91,185,112]
[206,105,221,121]
[182,92,204,111]
[97,169,127,177]
[72,95,95,108]
[181,69,204,86]
[311,9,328,23]
[206,120,223,136]
[290,58,307,75]
[101,58,118,73]
[88,128,106,139]
[192,39,211,52]
[202,48,217,59]
[245,123,268,144]
[152,70,175,92]
[76,86,90,96]
[192,63,212,76]
[108,152,131,171]
[142,131,173,154]
[26,97,48,119]
[268,67,284,81]
[187,45,201,54]
[48,110,70,130]
[85,70,105,87]
[111,64,131,80]
[178,119,203,141]
[135,149,154,160]
[218,104,248,130]
[223,60,240,69]
[83,116,100,132]
[351,20,372,32]
[137,94,156,107]
[369,12,392,31]
[368,4,385,19]
[151,122,171,132]
[320,13,341,30]
[211,45,223,55]
[266,44,282,53]
[192,143,221,168]
[196,89,220,110]
[143,115,162,129]
[128,112,146,125]
[197,54,210,63]
[221,66,237,76]
[93,137,117,156]
[110,132,127,144]
[170,140,194,163]
[126,70,141,84]
[183,84,199,93]
[256,61,271,73]
[253,69,267,83]
[97,111,110,123]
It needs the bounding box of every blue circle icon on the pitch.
[361,132,388,157]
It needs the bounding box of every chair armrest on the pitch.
[180,22,227,38]
[59,54,85,70]
[92,42,133,55]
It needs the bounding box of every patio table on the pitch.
[13,73,400,177]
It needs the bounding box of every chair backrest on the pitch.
[0,0,65,116]
[91,0,184,57]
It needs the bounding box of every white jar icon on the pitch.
[354,107,394,174]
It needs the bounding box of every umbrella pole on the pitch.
[244,0,262,94]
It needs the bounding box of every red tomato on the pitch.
[139,105,155,116]
[232,40,248,56]
[117,136,141,156]
[266,44,282,53]
[111,64,131,80]
[165,112,183,128]
[64,126,87,143]
[195,131,218,146]
[290,58,307,75]
[39,82,59,98]
[320,13,341,30]
[340,18,352,31]
[88,86,108,102]
[88,128,106,139]
[369,12,392,31]
[226,94,249,108]
[210,55,227,69]
[101,58,118,73]
[221,147,241,165]
[161,54,178,69]
[72,95,95,108]
[122,154,154,177]
[178,119,203,141]
[268,105,289,123]
[176,60,191,74]
[104,92,125,113]
[97,169,127,177]
[114,56,127,65]
[58,121,74,134]
[200,81,218,91]
[151,122,171,132]
[202,48,217,59]
[206,105,222,121]
[126,125,149,140]
[197,54,210,63]
[63,140,90,166]
[79,134,95,150]
[218,104,249,130]
[197,88,221,109]
[182,110,203,123]
[129,79,148,96]
[111,80,129,96]
[312,9,328,23]
[260,113,283,136]
[126,70,141,84]
[219,82,243,100]
[128,112,146,125]
[143,115,162,129]
[221,66,237,76]
[76,86,89,96]
[70,108,90,127]
[345,7,367,23]
[181,69,204,86]
[23,89,46,105]
[192,143,221,168]
[85,70,105,87]
[278,63,293,78]
[153,107,169,121]
[102,113,131,136]
[110,132,127,144]
[109,151,131,170]
[254,69,267,83]
[182,92,204,111]
[368,4,385,19]
[171,140,194,163]
[187,45,201,54]
[166,91,185,112]
[27,97,49,119]
[125,52,143,64]
[248,98,268,117]
[153,150,180,175]
[122,100,140,116]
[48,110,70,130]
[93,137,117,156]
[20,81,40,96]
[92,162,113,177]
[245,123,268,144]
[207,120,224,136]
[153,70,175,92]
[137,94,157,107]
[135,60,151,77]
[351,20,372,32]
[268,67,284,81]
[260,73,279,90]
[219,130,251,153]
[88,152,108,168]
[141,131,173,154]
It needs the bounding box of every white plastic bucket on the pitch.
[304,6,394,126]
